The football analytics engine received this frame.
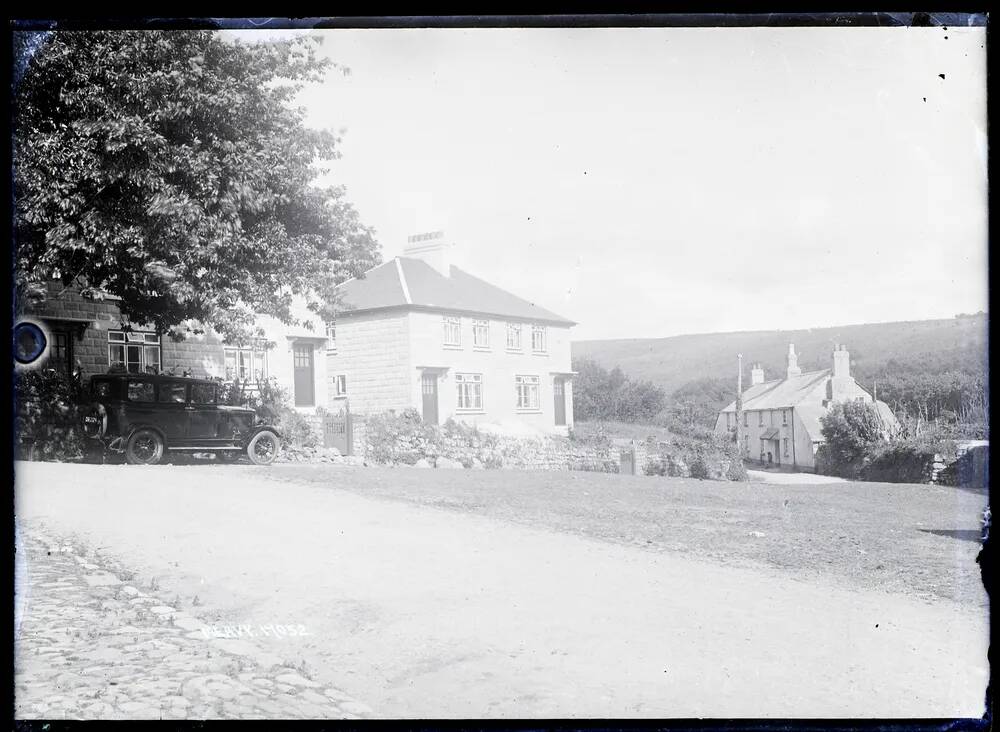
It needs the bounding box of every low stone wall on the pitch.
[358,411,744,479]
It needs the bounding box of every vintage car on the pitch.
[80,374,281,465]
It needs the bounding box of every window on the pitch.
[727,413,732,429]
[515,375,540,410]
[325,321,337,352]
[109,330,160,374]
[158,381,187,403]
[758,411,764,426]
[455,373,483,411]
[783,438,789,457]
[743,412,748,427]
[531,325,546,352]
[49,330,72,377]
[506,322,522,350]
[224,347,267,382]
[190,383,217,404]
[126,380,155,402]
[334,374,348,399]
[743,435,749,453]
[782,410,788,425]
[443,316,461,346]
[92,380,113,400]
[473,320,490,348]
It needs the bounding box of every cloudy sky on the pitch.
[231,25,987,341]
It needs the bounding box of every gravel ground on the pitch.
[266,463,989,607]
[15,461,990,718]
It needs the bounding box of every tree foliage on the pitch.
[14,30,380,342]
[572,358,666,423]
[815,400,896,478]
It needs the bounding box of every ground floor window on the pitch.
[515,375,540,410]
[455,373,483,410]
[783,438,789,456]
[334,374,348,398]
[224,346,267,382]
[109,330,160,374]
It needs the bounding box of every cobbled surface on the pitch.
[14,524,374,720]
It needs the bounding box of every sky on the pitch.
[228,26,987,341]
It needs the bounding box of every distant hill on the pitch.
[572,314,988,397]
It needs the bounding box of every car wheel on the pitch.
[125,428,165,465]
[81,402,108,439]
[247,430,280,465]
[216,450,242,463]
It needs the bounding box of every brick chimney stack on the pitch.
[403,231,452,277]
[751,362,765,385]
[830,344,853,402]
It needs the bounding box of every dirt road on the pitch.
[15,462,988,718]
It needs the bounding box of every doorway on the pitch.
[421,373,439,425]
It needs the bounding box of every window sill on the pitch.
[516,409,543,414]
[472,346,491,352]
[505,348,524,354]
[455,409,485,414]
[442,344,463,351]
[333,395,348,400]
[531,351,548,356]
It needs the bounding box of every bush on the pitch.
[859,442,937,484]
[817,401,897,478]
[218,376,319,448]
[14,369,88,461]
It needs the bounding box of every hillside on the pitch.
[572,314,988,395]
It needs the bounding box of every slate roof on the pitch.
[720,370,831,413]
[335,257,575,325]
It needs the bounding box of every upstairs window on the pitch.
[443,316,461,347]
[782,409,788,424]
[506,322,522,350]
[531,325,547,353]
[473,320,490,348]
[758,412,765,426]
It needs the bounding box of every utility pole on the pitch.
[736,353,744,457]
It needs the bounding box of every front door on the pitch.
[553,377,567,426]
[293,343,315,407]
[421,374,438,425]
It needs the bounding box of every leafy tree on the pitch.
[815,400,894,478]
[572,358,666,422]
[13,30,380,342]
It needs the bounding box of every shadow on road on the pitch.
[919,528,984,543]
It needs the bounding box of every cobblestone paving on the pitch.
[14,523,374,720]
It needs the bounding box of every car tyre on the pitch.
[247,430,280,466]
[125,428,165,465]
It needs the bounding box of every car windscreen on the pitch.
[92,380,114,400]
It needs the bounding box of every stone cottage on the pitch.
[327,231,577,435]
[715,344,899,471]
[19,281,328,416]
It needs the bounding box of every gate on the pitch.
[323,408,352,455]
[619,446,636,475]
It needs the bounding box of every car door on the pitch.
[187,382,224,444]
[155,379,190,444]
